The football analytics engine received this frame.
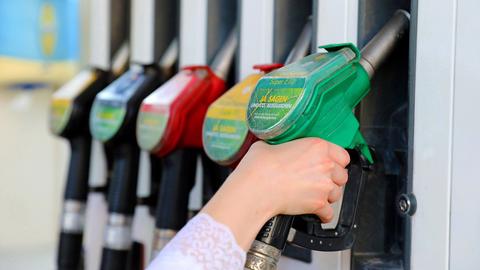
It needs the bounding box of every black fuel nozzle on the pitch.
[150,149,198,259]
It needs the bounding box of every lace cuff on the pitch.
[148,213,246,270]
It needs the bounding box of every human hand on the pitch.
[202,137,350,250]
[234,138,350,222]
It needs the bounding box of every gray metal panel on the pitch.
[238,0,274,79]
[89,0,129,70]
[89,0,111,70]
[313,0,358,47]
[130,0,155,64]
[449,0,480,269]
[410,0,456,269]
[179,0,208,66]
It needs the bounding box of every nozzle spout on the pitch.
[360,10,410,78]
[211,27,238,80]
[158,39,179,78]
[284,19,313,65]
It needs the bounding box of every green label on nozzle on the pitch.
[90,103,127,142]
[137,111,169,151]
[50,70,97,135]
[247,77,306,134]
[90,69,146,142]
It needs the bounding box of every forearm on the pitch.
[147,212,246,270]
[201,169,273,251]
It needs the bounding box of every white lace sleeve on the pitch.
[146,213,246,270]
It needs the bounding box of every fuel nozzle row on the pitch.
[51,5,409,270]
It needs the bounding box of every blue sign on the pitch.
[0,0,79,61]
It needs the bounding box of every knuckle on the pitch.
[311,139,328,152]
[326,211,334,221]
[315,199,327,210]
[327,183,336,193]
[327,144,350,167]
[330,194,340,203]
[326,161,336,171]
[341,170,349,184]
[340,149,351,166]
[318,179,334,193]
[333,170,348,186]
[318,161,335,173]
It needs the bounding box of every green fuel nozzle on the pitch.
[244,10,410,269]
[247,10,410,164]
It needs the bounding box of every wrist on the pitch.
[230,168,276,218]
[201,170,274,250]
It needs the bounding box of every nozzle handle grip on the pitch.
[155,149,198,230]
[100,249,129,270]
[107,143,140,214]
[255,215,294,250]
[250,150,368,258]
[245,216,293,269]
[64,136,91,201]
[57,232,83,270]
[289,150,369,251]
[57,136,90,270]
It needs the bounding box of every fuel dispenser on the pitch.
[136,27,238,257]
[243,10,410,270]
[48,0,129,269]
[88,0,178,269]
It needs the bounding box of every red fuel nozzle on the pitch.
[138,66,226,156]
[137,28,238,157]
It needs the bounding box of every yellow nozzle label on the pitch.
[203,73,262,164]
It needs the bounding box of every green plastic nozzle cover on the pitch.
[247,43,373,163]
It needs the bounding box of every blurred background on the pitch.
[0,0,88,268]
